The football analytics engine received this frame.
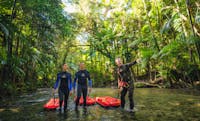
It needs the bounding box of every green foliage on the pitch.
[140,47,155,68]
[0,23,9,38]
[160,13,177,34]
[158,40,184,58]
[1,0,200,97]
[0,0,77,95]
[195,6,200,24]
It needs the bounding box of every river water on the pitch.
[0,88,200,121]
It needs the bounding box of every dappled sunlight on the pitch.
[168,102,180,106]
[62,0,79,13]
[0,108,20,113]
[187,98,195,101]
[9,108,20,113]
[0,109,5,112]
[196,103,200,107]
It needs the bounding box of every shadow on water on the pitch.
[0,88,200,121]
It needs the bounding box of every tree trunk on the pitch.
[185,0,200,60]
[5,0,17,82]
[147,62,151,81]
[15,35,20,56]
[142,0,160,51]
[174,0,198,64]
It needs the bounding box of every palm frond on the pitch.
[0,23,9,38]
[160,13,177,34]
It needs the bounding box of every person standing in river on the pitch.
[115,58,140,112]
[54,63,72,112]
[73,62,92,110]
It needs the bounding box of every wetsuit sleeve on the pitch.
[73,73,78,89]
[87,71,92,88]
[54,73,60,89]
[125,60,137,67]
[68,73,72,91]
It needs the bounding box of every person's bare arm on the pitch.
[118,78,121,88]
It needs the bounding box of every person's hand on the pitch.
[70,91,72,96]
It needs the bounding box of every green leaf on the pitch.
[195,8,200,24]
[158,40,184,59]
[173,18,182,32]
[0,23,9,38]
[30,47,41,55]
[140,47,154,59]
[141,25,150,33]
[129,39,142,48]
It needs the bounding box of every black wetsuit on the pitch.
[73,70,92,107]
[117,61,137,110]
[54,71,72,110]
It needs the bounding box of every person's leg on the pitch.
[75,85,82,108]
[120,87,127,109]
[82,86,88,107]
[128,86,134,110]
[58,89,64,111]
[64,89,69,111]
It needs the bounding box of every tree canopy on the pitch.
[0,0,200,96]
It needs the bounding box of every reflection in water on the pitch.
[62,112,68,120]
[83,107,87,117]
[119,108,137,121]
[57,111,69,120]
[74,106,88,120]
[75,108,80,119]
[0,88,200,121]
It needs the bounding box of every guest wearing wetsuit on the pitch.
[54,64,72,112]
[73,62,92,109]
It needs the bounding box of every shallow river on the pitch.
[0,88,200,121]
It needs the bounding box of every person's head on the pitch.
[79,62,85,70]
[115,58,123,67]
[62,63,68,71]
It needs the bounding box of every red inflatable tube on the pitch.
[43,98,63,110]
[74,96,96,105]
[96,96,121,107]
